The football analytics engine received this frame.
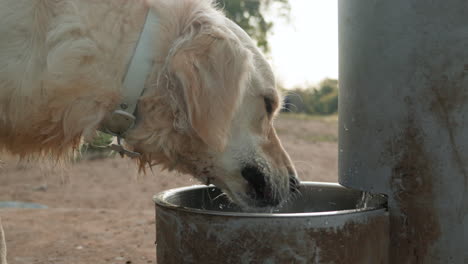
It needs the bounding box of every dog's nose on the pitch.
[241,166,279,206]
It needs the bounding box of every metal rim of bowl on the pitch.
[153,182,388,218]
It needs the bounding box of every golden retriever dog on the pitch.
[0,0,298,210]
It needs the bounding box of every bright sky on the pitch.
[267,0,338,89]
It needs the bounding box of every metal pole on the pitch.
[339,1,468,263]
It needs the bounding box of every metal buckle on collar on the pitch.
[101,110,141,158]
[109,136,141,159]
[104,110,136,136]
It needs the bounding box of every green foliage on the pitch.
[78,132,115,160]
[283,78,339,115]
[216,0,290,52]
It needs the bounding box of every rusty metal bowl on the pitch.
[153,182,389,264]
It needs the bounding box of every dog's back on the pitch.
[0,0,86,155]
[0,0,146,156]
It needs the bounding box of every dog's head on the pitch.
[126,0,298,209]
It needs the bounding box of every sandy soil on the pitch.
[0,114,338,264]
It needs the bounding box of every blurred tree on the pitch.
[283,78,339,115]
[216,0,290,52]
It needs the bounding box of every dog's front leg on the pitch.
[0,218,6,264]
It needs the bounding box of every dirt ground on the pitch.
[0,114,338,264]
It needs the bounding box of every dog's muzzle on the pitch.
[241,166,282,207]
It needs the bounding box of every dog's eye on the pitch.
[264,97,274,115]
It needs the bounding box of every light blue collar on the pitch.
[103,9,158,138]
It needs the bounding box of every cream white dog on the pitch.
[0,0,298,209]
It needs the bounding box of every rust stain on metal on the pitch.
[387,105,441,263]
[310,216,389,264]
[429,75,468,220]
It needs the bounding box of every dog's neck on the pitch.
[99,9,158,138]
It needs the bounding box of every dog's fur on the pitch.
[0,0,297,209]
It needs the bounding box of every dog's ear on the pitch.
[170,27,252,151]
